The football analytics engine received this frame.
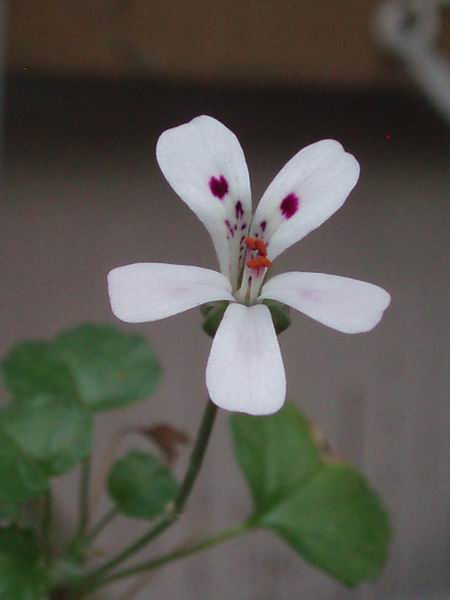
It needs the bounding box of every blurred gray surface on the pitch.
[2,79,450,599]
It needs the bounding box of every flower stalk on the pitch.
[91,521,251,590]
[79,399,218,590]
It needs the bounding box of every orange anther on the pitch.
[255,239,267,256]
[258,256,272,268]
[246,258,260,270]
[246,256,272,270]
[244,236,257,250]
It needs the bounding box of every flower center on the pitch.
[244,236,272,273]
[244,236,272,272]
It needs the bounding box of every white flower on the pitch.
[108,116,391,416]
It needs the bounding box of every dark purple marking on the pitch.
[235,200,244,220]
[260,220,267,232]
[280,193,299,219]
[241,223,247,230]
[248,276,252,286]
[234,224,237,231]
[224,219,235,238]
[209,175,228,199]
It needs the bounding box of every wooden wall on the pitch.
[2,78,450,599]
[8,0,450,87]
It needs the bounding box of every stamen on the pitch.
[255,239,267,256]
[258,256,272,268]
[244,236,258,250]
[246,256,272,270]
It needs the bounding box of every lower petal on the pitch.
[108,263,234,323]
[206,303,286,415]
[259,272,391,334]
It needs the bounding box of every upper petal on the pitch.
[259,272,391,334]
[251,140,360,261]
[108,263,234,323]
[206,303,286,415]
[156,116,252,289]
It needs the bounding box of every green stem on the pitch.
[82,400,218,585]
[76,456,92,538]
[91,521,250,590]
[86,508,118,543]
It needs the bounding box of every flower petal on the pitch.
[156,116,252,289]
[259,272,391,334]
[206,303,286,415]
[108,263,234,323]
[251,140,360,261]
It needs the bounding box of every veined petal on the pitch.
[251,140,360,261]
[108,263,234,323]
[206,303,286,415]
[259,272,391,334]
[156,116,252,289]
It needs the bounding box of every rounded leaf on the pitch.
[0,430,47,504]
[108,451,178,519]
[0,526,48,599]
[54,324,161,411]
[2,342,76,402]
[231,404,391,586]
[0,395,93,477]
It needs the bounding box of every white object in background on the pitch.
[373,0,450,123]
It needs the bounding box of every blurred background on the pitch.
[1,1,450,599]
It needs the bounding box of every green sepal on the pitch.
[108,450,178,520]
[201,301,229,338]
[262,299,291,335]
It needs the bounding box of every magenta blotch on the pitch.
[260,220,267,232]
[280,193,299,219]
[209,175,229,199]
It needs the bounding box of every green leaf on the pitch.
[108,450,178,519]
[2,324,162,412]
[0,502,19,521]
[53,324,161,411]
[262,299,291,335]
[2,342,76,403]
[0,394,92,477]
[231,405,322,514]
[261,463,391,586]
[231,404,391,586]
[201,301,229,338]
[0,526,48,599]
[0,430,48,504]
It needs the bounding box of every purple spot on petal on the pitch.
[260,220,267,232]
[224,219,235,238]
[235,200,244,220]
[209,175,229,199]
[280,193,299,219]
[241,223,247,230]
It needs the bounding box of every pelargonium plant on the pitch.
[0,116,391,600]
